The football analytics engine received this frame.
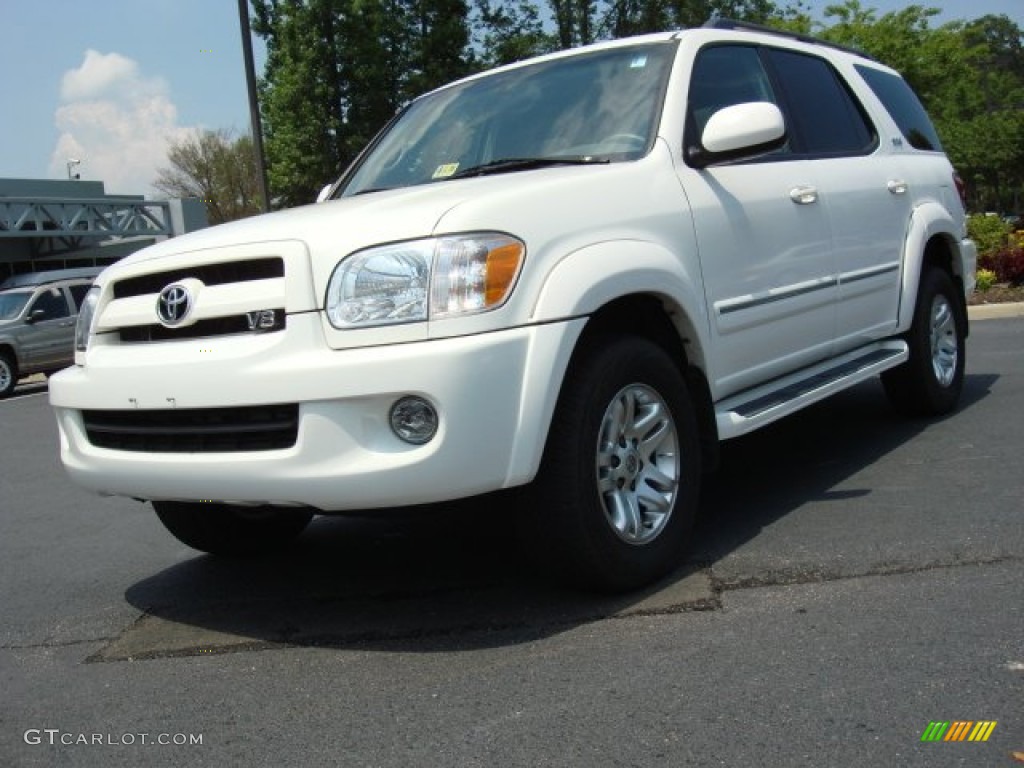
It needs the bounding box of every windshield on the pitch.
[341,42,677,196]
[0,291,31,321]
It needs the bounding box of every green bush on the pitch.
[967,214,1010,257]
[975,268,997,291]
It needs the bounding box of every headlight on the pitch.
[325,233,525,329]
[75,286,100,353]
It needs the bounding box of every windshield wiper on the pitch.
[447,156,609,180]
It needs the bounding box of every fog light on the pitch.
[389,396,438,445]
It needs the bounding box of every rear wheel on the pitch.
[0,352,17,398]
[523,335,701,592]
[882,268,966,416]
[153,501,313,556]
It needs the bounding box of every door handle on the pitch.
[887,179,908,195]
[790,186,818,205]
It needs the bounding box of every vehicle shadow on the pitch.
[114,373,996,659]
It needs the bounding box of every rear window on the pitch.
[855,65,943,152]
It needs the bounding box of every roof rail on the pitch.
[703,17,876,62]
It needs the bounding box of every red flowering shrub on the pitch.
[979,245,1024,285]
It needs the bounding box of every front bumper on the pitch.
[50,314,584,510]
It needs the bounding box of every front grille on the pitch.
[118,309,286,342]
[112,257,284,299]
[83,404,299,453]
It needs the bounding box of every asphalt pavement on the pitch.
[1,315,1022,767]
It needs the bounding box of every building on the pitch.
[0,178,207,280]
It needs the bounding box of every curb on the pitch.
[968,301,1024,320]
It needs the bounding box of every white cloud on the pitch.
[49,50,196,195]
[59,49,140,102]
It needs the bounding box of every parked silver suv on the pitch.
[0,268,101,397]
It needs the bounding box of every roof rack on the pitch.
[703,18,876,62]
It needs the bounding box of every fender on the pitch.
[530,239,712,374]
[897,202,974,333]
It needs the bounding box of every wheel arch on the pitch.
[509,241,720,486]
[898,204,971,337]
[574,295,720,473]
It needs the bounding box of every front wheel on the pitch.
[153,501,313,556]
[882,268,966,416]
[523,336,701,592]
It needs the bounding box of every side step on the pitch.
[715,340,908,440]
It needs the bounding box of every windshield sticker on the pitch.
[432,163,460,179]
[629,55,648,69]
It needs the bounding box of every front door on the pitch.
[679,44,837,399]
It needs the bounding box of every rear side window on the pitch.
[766,49,875,156]
[68,283,91,310]
[855,64,943,151]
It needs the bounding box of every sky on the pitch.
[1,0,1022,198]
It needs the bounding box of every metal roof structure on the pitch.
[0,178,207,278]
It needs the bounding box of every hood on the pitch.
[115,183,474,270]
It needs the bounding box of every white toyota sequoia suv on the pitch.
[51,21,977,591]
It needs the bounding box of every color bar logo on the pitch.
[921,721,997,742]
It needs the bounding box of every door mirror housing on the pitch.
[316,184,333,204]
[688,102,786,169]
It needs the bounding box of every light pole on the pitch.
[237,0,271,213]
[66,158,81,180]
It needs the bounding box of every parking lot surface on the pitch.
[2,317,1022,767]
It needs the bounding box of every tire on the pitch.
[153,501,313,556]
[882,268,966,416]
[522,335,701,592]
[0,352,17,398]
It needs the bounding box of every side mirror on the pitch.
[688,102,786,169]
[25,309,46,324]
[316,184,333,204]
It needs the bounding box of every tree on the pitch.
[153,129,262,224]
[474,0,554,66]
[813,3,1024,212]
[251,0,348,208]
[251,0,475,208]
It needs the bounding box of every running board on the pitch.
[715,340,908,440]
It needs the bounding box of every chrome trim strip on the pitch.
[838,262,900,285]
[716,276,838,315]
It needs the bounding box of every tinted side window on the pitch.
[29,287,70,320]
[68,283,91,310]
[687,45,778,139]
[767,49,875,155]
[855,64,943,151]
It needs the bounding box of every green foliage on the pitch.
[153,130,262,224]
[809,3,1024,214]
[967,213,1010,255]
[252,0,473,208]
[474,0,554,66]
[974,267,997,291]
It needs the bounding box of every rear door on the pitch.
[763,48,907,350]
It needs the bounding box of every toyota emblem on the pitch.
[156,284,193,327]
